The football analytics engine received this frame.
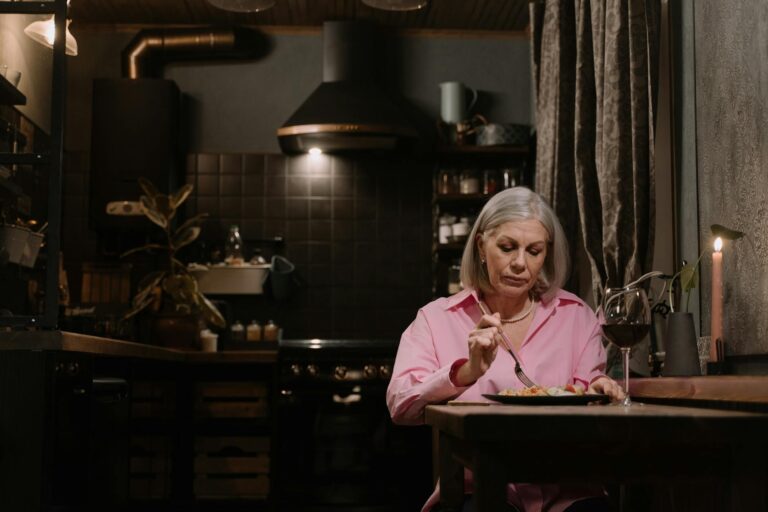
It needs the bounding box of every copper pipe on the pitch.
[122,27,270,79]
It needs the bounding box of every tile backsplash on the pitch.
[181,153,433,339]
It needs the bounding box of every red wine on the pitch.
[602,324,651,348]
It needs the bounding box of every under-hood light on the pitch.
[308,147,323,155]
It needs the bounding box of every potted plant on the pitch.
[122,178,225,348]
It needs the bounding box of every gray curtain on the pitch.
[532,0,660,304]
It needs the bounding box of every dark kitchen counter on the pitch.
[0,329,277,363]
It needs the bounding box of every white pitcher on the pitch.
[439,81,478,123]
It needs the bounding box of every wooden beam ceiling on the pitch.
[68,0,530,32]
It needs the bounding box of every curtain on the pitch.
[532,0,660,304]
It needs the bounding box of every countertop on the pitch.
[630,376,768,408]
[0,330,277,363]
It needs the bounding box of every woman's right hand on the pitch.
[454,313,502,386]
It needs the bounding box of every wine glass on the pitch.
[601,285,651,407]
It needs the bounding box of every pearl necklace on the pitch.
[499,297,537,324]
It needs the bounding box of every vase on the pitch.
[662,312,701,376]
[148,313,201,349]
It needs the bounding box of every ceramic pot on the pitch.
[662,312,701,376]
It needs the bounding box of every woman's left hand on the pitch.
[588,376,625,401]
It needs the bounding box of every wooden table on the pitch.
[425,403,768,512]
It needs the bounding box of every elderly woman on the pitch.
[387,187,623,512]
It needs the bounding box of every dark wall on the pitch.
[185,152,433,339]
[61,26,531,340]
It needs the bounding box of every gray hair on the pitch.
[459,187,569,302]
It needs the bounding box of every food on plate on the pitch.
[498,384,586,397]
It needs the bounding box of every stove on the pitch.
[275,339,432,512]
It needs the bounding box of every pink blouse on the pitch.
[386,287,607,512]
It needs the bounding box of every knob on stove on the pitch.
[306,364,319,377]
[379,364,392,379]
[333,365,348,380]
[290,364,302,377]
[363,364,378,379]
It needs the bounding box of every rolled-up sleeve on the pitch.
[572,314,608,388]
[386,309,466,425]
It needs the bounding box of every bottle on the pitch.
[246,320,262,342]
[263,320,279,342]
[230,320,245,342]
[482,169,499,195]
[224,225,244,265]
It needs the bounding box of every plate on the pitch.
[482,393,610,405]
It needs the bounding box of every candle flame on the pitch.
[714,237,723,252]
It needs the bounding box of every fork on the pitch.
[477,301,538,388]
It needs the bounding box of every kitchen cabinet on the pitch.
[431,144,531,297]
[0,0,68,329]
[0,331,278,512]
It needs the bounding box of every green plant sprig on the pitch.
[666,223,745,314]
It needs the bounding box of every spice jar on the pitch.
[438,169,458,195]
[439,214,456,244]
[246,320,262,342]
[459,170,479,194]
[263,320,280,342]
[451,217,471,243]
[501,167,521,189]
[448,262,462,295]
[230,320,245,342]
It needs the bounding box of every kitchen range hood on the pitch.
[277,21,419,154]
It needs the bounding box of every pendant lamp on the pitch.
[23,1,78,56]
[206,0,276,12]
[361,0,428,11]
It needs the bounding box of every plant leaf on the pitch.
[162,273,198,305]
[170,184,194,209]
[153,194,176,222]
[136,271,166,301]
[679,262,698,293]
[123,293,155,320]
[138,177,160,199]
[120,243,167,259]
[172,226,200,250]
[198,291,226,328]
[140,196,167,228]
[711,224,745,241]
[175,213,209,235]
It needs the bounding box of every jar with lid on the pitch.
[451,216,471,243]
[246,320,262,342]
[263,320,280,342]
[459,170,479,194]
[437,169,459,195]
[230,320,245,342]
[438,213,456,244]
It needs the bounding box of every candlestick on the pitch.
[710,237,723,361]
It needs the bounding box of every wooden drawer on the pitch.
[194,436,270,499]
[195,381,269,419]
[129,436,171,500]
[193,474,270,498]
[131,380,176,419]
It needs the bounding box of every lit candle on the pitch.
[711,237,723,361]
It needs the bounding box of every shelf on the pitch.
[0,74,25,105]
[0,1,57,15]
[434,192,493,203]
[436,144,528,156]
[0,152,50,165]
[435,243,467,253]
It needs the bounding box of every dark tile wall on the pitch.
[182,152,433,339]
